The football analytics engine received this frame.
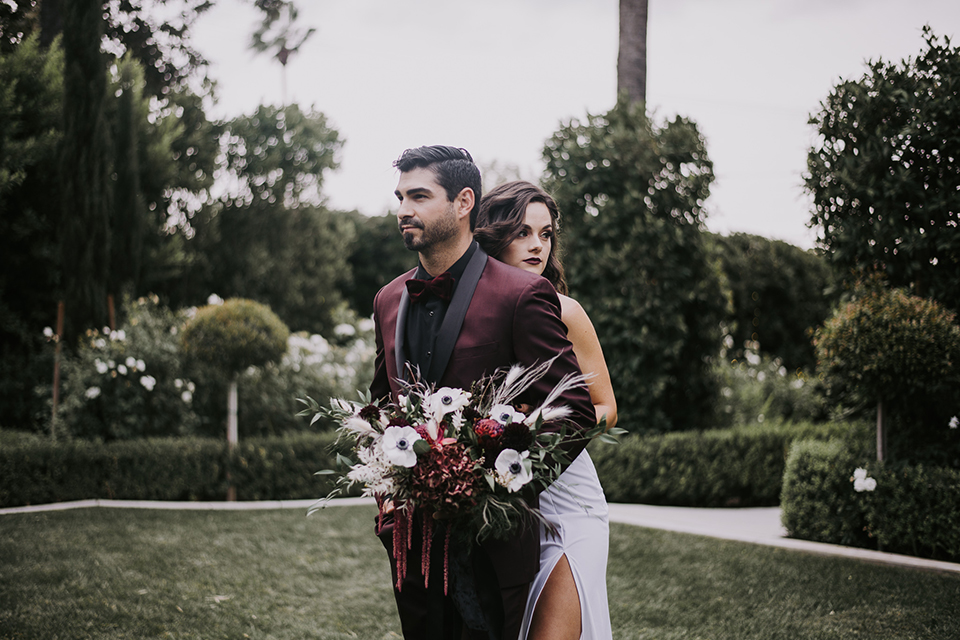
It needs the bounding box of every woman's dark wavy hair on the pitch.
[475,181,568,295]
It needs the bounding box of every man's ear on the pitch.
[455,187,475,221]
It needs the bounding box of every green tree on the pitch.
[59,0,112,342]
[0,33,63,430]
[182,104,349,335]
[806,27,960,312]
[180,298,289,455]
[0,0,38,53]
[543,99,727,433]
[343,210,416,318]
[814,277,960,464]
[108,55,148,303]
[710,232,837,372]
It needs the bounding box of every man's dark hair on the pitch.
[394,145,482,230]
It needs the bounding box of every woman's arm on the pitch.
[559,295,618,429]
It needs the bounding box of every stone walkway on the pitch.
[2,497,958,575]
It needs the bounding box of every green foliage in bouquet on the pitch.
[301,360,624,544]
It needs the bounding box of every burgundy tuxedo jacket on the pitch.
[370,246,595,587]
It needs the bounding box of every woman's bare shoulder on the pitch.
[558,294,595,333]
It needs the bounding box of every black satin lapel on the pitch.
[395,288,410,381]
[426,247,488,383]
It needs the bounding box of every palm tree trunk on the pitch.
[618,0,648,104]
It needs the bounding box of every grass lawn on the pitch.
[1,504,958,639]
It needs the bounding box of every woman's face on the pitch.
[499,201,553,277]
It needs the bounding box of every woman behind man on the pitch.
[476,181,616,640]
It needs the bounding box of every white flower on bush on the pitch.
[334,323,356,337]
[426,387,471,421]
[381,426,422,468]
[494,449,532,492]
[110,329,126,341]
[94,359,109,375]
[489,403,525,426]
[950,416,959,430]
[94,338,107,349]
[358,317,375,333]
[139,375,157,391]
[117,364,128,375]
[125,356,137,369]
[852,467,877,493]
[207,293,224,306]
[43,326,54,338]
[181,390,193,403]
[85,386,101,399]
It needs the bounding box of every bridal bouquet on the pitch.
[299,359,616,591]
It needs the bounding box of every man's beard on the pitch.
[401,203,459,252]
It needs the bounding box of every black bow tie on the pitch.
[405,272,455,303]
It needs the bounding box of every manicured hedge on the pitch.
[0,432,345,508]
[1,421,851,510]
[781,439,960,563]
[591,421,849,507]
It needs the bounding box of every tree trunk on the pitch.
[876,399,887,462]
[227,376,238,450]
[226,376,238,501]
[618,0,648,105]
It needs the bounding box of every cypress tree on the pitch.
[59,0,111,342]
[110,55,145,301]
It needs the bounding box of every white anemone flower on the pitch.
[489,403,525,426]
[381,426,422,468]
[494,449,532,493]
[426,387,471,421]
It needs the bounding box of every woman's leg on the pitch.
[528,554,581,640]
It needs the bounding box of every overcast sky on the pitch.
[191,0,960,249]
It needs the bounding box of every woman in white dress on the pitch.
[476,181,618,640]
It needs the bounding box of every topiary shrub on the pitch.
[180,298,290,375]
[814,276,960,463]
[180,298,290,450]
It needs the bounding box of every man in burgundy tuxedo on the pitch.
[370,145,595,639]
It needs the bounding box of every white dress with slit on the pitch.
[518,449,612,639]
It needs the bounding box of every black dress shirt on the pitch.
[404,241,478,383]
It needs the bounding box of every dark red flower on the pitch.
[474,418,504,447]
[501,422,534,452]
[359,404,381,422]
